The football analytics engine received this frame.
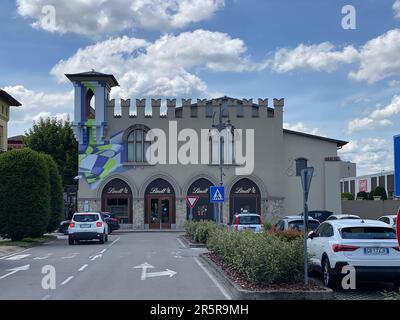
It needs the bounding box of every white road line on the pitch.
[0,248,31,260]
[100,249,107,254]
[6,254,31,261]
[61,276,74,285]
[194,258,232,300]
[108,237,120,248]
[41,295,51,300]
[78,264,88,272]
[177,238,186,248]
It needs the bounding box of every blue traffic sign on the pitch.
[210,186,225,203]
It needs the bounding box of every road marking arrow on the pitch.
[0,264,30,280]
[146,269,177,279]
[34,253,53,260]
[134,262,155,280]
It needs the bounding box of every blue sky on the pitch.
[1,0,400,175]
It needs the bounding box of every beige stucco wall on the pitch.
[0,97,9,151]
[282,132,342,216]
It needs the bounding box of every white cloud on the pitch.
[347,95,400,133]
[271,29,400,84]
[50,30,266,98]
[348,29,400,83]
[272,42,359,73]
[283,122,325,136]
[3,85,73,136]
[16,0,225,36]
[394,0,400,18]
[339,137,393,175]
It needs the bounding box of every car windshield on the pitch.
[73,214,99,222]
[340,216,360,220]
[394,218,397,224]
[288,220,319,231]
[340,227,396,239]
[238,216,261,225]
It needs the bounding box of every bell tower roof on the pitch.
[65,70,119,88]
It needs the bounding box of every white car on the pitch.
[230,213,264,233]
[378,215,397,229]
[68,212,109,245]
[326,214,361,221]
[308,219,400,289]
[274,216,320,232]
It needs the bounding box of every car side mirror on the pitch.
[308,231,316,239]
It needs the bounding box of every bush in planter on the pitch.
[194,221,218,243]
[356,191,370,200]
[341,192,354,200]
[185,220,198,239]
[274,229,302,241]
[207,229,304,284]
[372,186,388,200]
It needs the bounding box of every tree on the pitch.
[41,154,64,233]
[25,117,78,186]
[356,191,370,200]
[373,186,388,200]
[0,149,50,241]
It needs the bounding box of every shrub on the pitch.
[193,221,218,243]
[41,154,64,233]
[0,149,51,241]
[263,221,272,231]
[185,220,198,239]
[341,192,354,200]
[373,186,388,200]
[274,229,303,241]
[207,229,305,284]
[356,191,369,200]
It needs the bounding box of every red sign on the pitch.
[397,208,400,247]
[358,179,368,192]
[186,196,200,209]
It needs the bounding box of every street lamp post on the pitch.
[212,101,234,225]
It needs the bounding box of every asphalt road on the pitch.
[0,233,230,300]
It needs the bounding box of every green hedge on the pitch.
[0,149,51,241]
[207,229,304,284]
[185,220,218,243]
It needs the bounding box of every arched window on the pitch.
[127,128,151,163]
[296,158,308,176]
[85,89,95,120]
[210,129,235,164]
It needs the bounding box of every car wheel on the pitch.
[68,238,74,245]
[322,257,338,289]
[105,234,109,242]
[99,233,105,244]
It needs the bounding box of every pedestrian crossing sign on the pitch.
[210,186,225,203]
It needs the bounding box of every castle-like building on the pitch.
[67,71,347,229]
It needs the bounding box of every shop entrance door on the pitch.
[148,197,172,229]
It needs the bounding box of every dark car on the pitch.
[58,220,71,235]
[102,212,120,233]
[306,210,333,223]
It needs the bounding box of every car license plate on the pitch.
[364,247,389,255]
[80,224,91,228]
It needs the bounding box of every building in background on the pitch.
[0,90,21,152]
[340,170,395,199]
[67,71,349,229]
[340,161,356,180]
[7,135,25,150]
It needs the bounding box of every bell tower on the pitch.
[66,70,119,146]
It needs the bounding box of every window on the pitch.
[0,125,3,149]
[340,227,396,240]
[210,129,235,164]
[296,158,308,176]
[127,128,151,163]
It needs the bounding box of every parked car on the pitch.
[326,214,361,221]
[68,212,109,245]
[274,216,320,232]
[58,219,71,235]
[102,212,120,233]
[307,219,400,289]
[378,215,397,229]
[304,210,333,223]
[230,213,264,233]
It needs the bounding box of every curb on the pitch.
[199,253,334,300]
[179,235,207,248]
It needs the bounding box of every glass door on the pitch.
[148,197,171,229]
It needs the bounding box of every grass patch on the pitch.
[0,235,55,248]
